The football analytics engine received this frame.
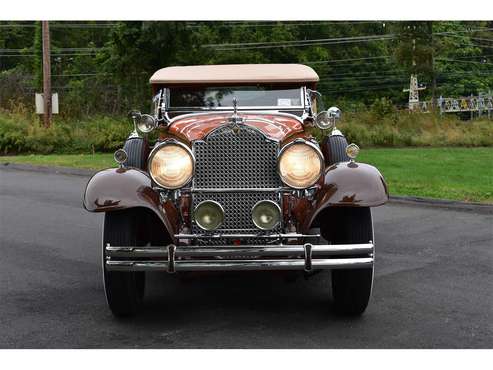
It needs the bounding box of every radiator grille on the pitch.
[193,124,281,189]
[191,124,282,244]
[192,191,280,233]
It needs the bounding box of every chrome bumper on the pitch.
[105,243,374,272]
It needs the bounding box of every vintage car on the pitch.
[83,64,388,317]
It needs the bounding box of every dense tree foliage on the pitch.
[1,21,492,117]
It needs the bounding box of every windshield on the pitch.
[167,86,304,109]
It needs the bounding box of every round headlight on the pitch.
[252,200,281,230]
[194,200,224,231]
[345,143,360,160]
[149,142,194,189]
[278,141,324,189]
[113,149,128,165]
[137,114,157,133]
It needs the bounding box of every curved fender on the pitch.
[302,161,388,231]
[83,168,178,239]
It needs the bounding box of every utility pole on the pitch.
[42,21,52,128]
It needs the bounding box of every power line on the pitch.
[305,56,393,64]
[203,34,395,49]
[434,27,493,36]
[50,23,118,28]
[206,27,493,51]
[436,58,493,66]
[0,24,36,28]
[186,21,385,28]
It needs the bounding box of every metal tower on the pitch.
[403,74,426,111]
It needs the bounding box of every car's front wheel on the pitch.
[102,210,146,317]
[325,207,374,316]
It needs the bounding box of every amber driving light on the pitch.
[278,141,323,189]
[194,200,224,231]
[149,142,194,189]
[252,200,281,230]
[345,143,360,160]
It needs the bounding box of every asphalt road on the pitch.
[1,167,492,348]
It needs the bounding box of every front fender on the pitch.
[302,161,388,231]
[83,168,178,239]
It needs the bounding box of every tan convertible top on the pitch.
[149,64,319,85]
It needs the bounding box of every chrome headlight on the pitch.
[148,141,194,189]
[278,140,324,189]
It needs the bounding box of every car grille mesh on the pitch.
[192,191,280,234]
[193,124,281,189]
[191,124,282,244]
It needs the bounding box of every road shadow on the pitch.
[130,271,364,327]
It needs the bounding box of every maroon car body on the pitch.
[83,64,388,317]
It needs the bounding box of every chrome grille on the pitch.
[191,124,282,244]
[193,124,281,189]
[192,191,280,233]
[191,191,281,245]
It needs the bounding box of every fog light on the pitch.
[252,200,281,230]
[114,149,127,165]
[194,200,224,231]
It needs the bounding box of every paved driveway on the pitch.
[0,167,492,348]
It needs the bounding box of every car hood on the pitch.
[168,113,304,142]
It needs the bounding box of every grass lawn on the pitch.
[1,147,492,203]
[0,153,115,170]
[358,147,493,203]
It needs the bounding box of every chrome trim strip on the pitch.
[174,233,321,239]
[106,257,373,272]
[190,187,287,193]
[105,243,373,258]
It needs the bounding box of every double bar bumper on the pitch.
[105,243,374,272]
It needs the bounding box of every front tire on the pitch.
[103,210,146,317]
[327,207,374,316]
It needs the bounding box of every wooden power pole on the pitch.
[42,21,52,128]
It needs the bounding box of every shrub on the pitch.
[1,110,492,155]
[0,110,129,154]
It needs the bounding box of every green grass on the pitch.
[358,147,493,203]
[1,153,115,170]
[2,147,492,203]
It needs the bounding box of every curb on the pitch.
[389,195,493,215]
[1,162,96,177]
[2,162,492,214]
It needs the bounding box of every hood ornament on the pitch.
[229,97,244,127]
[233,97,238,115]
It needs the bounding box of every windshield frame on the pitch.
[163,85,307,112]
